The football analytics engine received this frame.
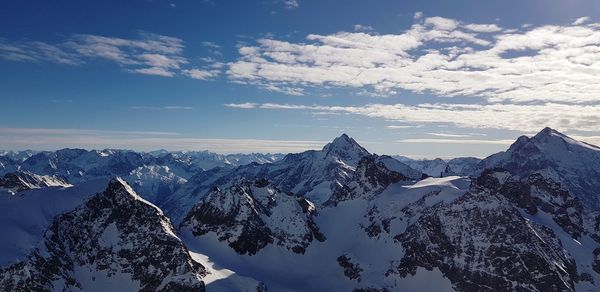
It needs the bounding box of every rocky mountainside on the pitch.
[3,129,600,291]
[181,178,325,255]
[0,171,70,195]
[477,127,600,210]
[0,178,207,291]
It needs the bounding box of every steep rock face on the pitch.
[0,171,70,194]
[393,171,578,291]
[476,169,584,239]
[325,156,414,205]
[0,178,206,291]
[181,179,325,255]
[477,127,600,211]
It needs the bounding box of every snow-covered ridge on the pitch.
[477,127,600,211]
[0,171,70,195]
[0,178,207,291]
[2,129,600,291]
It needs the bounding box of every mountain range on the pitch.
[2,128,600,291]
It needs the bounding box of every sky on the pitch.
[1,0,600,158]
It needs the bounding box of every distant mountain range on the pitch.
[2,127,600,291]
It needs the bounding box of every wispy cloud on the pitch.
[426,132,472,138]
[0,33,221,80]
[386,125,418,129]
[284,0,299,10]
[354,24,374,32]
[573,16,591,25]
[201,41,222,55]
[0,127,325,153]
[224,102,258,109]
[224,102,600,132]
[0,40,80,64]
[397,138,514,145]
[182,68,220,80]
[130,105,194,110]
[0,127,180,136]
[132,67,176,77]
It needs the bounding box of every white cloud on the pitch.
[414,11,423,19]
[573,16,591,25]
[424,16,459,31]
[225,102,600,132]
[354,24,374,32]
[182,68,220,80]
[284,0,299,10]
[387,125,417,129]
[131,105,194,110]
[463,23,502,32]
[132,67,175,77]
[426,132,472,138]
[227,17,600,104]
[139,53,187,69]
[224,102,258,109]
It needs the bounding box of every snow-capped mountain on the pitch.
[0,178,207,291]
[162,133,423,223]
[394,156,481,177]
[0,156,17,175]
[18,149,151,183]
[125,165,188,204]
[3,129,600,291]
[181,178,325,255]
[0,148,285,208]
[152,151,284,177]
[0,171,70,195]
[477,127,600,211]
[0,150,37,163]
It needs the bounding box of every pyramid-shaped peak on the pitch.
[321,133,370,163]
[531,127,580,146]
[534,127,567,139]
[324,134,366,151]
[529,127,600,151]
[103,177,141,202]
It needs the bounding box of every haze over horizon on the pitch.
[2,0,600,158]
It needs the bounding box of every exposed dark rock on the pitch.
[338,255,363,282]
[0,178,206,291]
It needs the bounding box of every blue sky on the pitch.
[1,0,600,157]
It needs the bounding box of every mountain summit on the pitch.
[322,133,370,165]
[478,127,600,210]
